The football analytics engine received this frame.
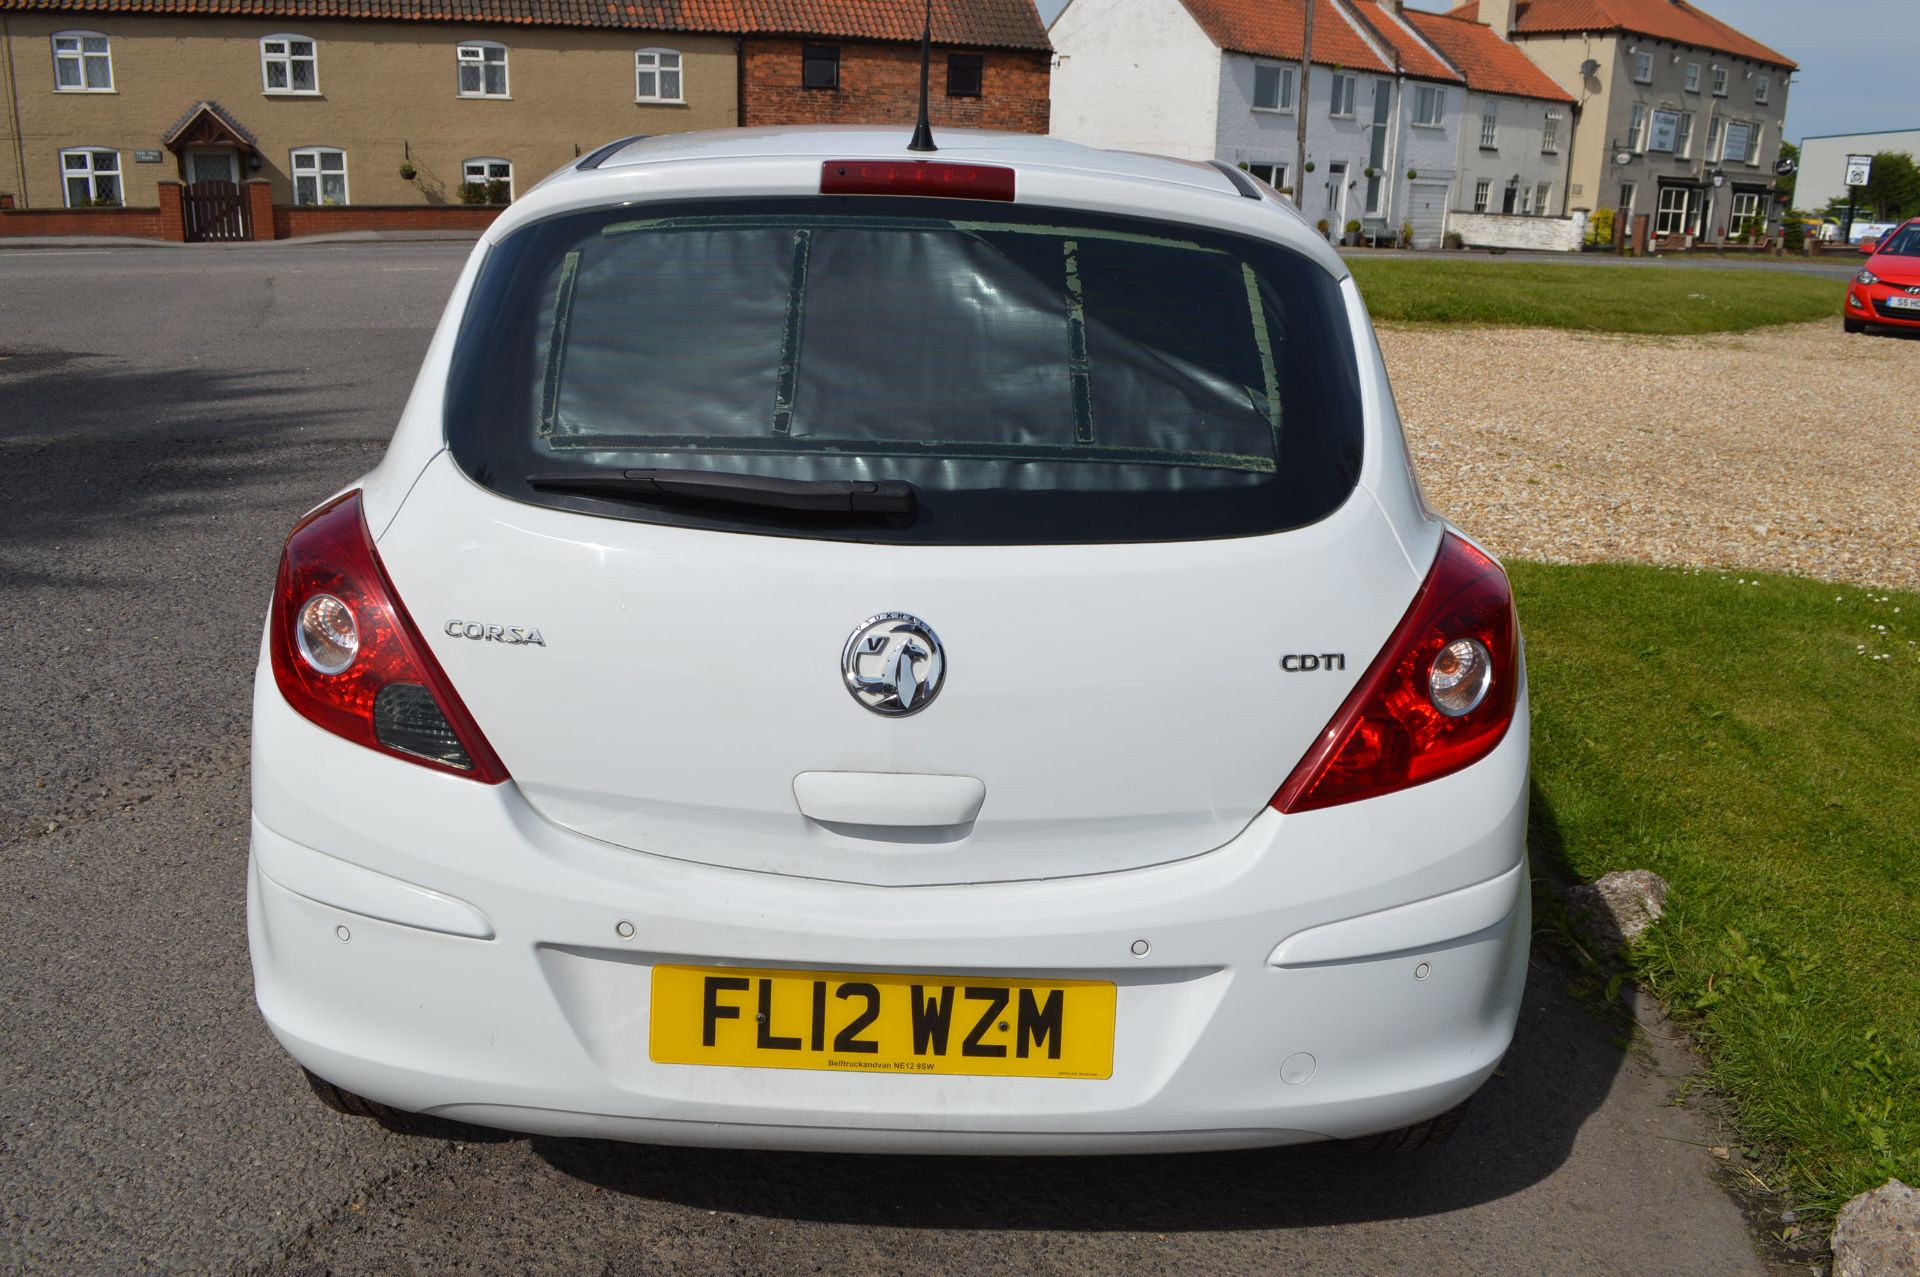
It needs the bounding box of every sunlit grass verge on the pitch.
[1513,561,1920,1214]
[1348,259,1838,334]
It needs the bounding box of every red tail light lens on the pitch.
[1271,533,1518,813]
[820,160,1016,201]
[269,492,509,783]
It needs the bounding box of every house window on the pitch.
[1328,73,1355,118]
[1520,183,1534,215]
[1684,62,1700,92]
[1479,105,1497,149]
[1712,65,1728,96]
[1675,112,1694,157]
[1472,179,1490,212]
[1706,116,1723,161]
[1252,62,1295,112]
[261,36,317,93]
[1656,185,1690,235]
[1648,109,1679,153]
[1628,103,1646,153]
[1619,182,1635,212]
[51,31,112,92]
[290,147,347,204]
[1755,74,1769,105]
[1633,51,1653,83]
[461,157,512,203]
[456,42,508,97]
[59,148,120,206]
[1243,161,1288,193]
[1534,181,1552,215]
[1730,191,1762,234]
[635,48,682,101]
[1723,120,1751,164]
[1413,84,1444,127]
[947,54,983,97]
[803,44,839,89]
[1542,109,1561,152]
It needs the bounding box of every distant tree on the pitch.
[1776,140,1798,209]
[1849,152,1920,221]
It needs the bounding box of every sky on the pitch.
[1035,0,1912,146]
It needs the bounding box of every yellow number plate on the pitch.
[649,965,1116,1079]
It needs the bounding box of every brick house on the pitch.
[0,0,1049,238]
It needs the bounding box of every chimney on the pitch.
[1477,0,1515,36]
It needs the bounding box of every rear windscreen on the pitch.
[445,197,1364,544]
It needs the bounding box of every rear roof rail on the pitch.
[577,135,649,171]
[1208,160,1263,200]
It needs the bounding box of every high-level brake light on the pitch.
[820,160,1016,201]
[1271,533,1518,813]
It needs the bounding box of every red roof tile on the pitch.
[0,0,1050,48]
[1403,8,1570,101]
[1175,0,1391,74]
[1444,0,1792,69]
[1348,0,1460,82]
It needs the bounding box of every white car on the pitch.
[249,125,1530,1155]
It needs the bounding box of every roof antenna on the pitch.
[907,0,937,152]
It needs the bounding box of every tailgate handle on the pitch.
[792,772,986,828]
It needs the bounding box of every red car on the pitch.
[1845,218,1920,334]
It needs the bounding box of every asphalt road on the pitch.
[0,242,1775,1276]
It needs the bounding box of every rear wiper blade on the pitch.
[527,468,917,517]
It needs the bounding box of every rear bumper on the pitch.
[249,666,1532,1154]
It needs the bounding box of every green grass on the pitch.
[1514,561,1920,1214]
[1348,259,1839,333]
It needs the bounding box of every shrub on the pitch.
[1783,219,1806,252]
[1443,230,1463,250]
[457,180,512,206]
[1400,220,1416,247]
[1344,219,1362,235]
[1315,218,1330,237]
[1585,207,1615,247]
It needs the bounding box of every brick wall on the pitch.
[272,204,506,239]
[741,38,1049,134]
[0,207,165,238]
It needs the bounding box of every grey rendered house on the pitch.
[1049,0,1467,245]
[1455,0,1795,240]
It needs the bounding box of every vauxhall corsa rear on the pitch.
[249,127,1530,1153]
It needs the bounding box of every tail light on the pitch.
[1271,533,1518,813]
[269,491,509,783]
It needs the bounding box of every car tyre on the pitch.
[1843,316,1867,335]
[1346,1099,1471,1153]
[303,1067,406,1123]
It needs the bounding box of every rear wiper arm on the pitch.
[528,468,917,517]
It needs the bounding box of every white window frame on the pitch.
[1479,105,1497,149]
[1754,74,1769,105]
[461,156,513,201]
[634,47,683,103]
[51,30,113,92]
[1534,181,1552,216]
[1628,103,1646,153]
[1656,185,1690,236]
[1252,61,1295,113]
[1675,111,1694,158]
[1706,116,1724,162]
[1243,161,1289,193]
[1632,50,1653,83]
[59,147,121,206]
[1729,191,1762,234]
[1712,65,1728,96]
[1619,182,1636,213]
[1413,84,1444,128]
[456,41,509,98]
[1472,179,1490,213]
[260,34,319,95]
[290,146,348,205]
[1328,73,1356,119]
[1684,62,1700,93]
[1542,109,1561,153]
[1722,119,1752,165]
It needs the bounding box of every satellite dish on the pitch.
[1615,151,1633,165]
[1580,58,1600,76]
[1774,157,1797,177]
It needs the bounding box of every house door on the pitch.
[188,149,238,185]
[1326,162,1349,230]
[1501,181,1519,214]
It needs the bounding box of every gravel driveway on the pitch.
[1379,321,1920,593]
